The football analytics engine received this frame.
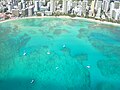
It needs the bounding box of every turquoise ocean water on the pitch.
[0,18,120,90]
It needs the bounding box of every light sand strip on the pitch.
[0,16,120,27]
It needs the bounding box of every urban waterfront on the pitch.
[0,18,120,90]
[0,0,120,23]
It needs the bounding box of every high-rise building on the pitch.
[110,1,120,20]
[72,1,77,8]
[95,7,101,19]
[50,0,55,13]
[62,0,68,14]
[18,2,22,10]
[82,0,88,16]
[29,0,33,5]
[72,6,78,14]
[21,0,26,9]
[22,2,26,9]
[112,9,120,20]
[91,0,95,16]
[114,1,120,9]
[67,0,72,12]
[47,1,50,10]
[41,0,46,5]
[95,0,102,10]
[21,0,26,3]
[102,0,110,13]
[78,0,82,6]
[77,5,82,16]
[110,2,114,19]
[7,2,12,12]
[89,10,93,17]
[34,0,39,12]
[28,6,34,16]
[77,1,82,16]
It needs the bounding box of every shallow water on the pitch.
[0,18,120,90]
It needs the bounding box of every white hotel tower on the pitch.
[62,0,67,14]
[102,0,110,13]
[34,0,39,12]
[7,2,12,13]
[50,0,56,13]
[21,0,26,9]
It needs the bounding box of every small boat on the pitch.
[23,52,26,56]
[87,65,90,68]
[47,51,51,55]
[30,79,35,84]
[62,44,66,48]
[56,67,59,69]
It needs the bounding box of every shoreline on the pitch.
[0,16,120,27]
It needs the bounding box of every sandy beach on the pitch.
[0,16,120,27]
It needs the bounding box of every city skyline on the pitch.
[0,0,120,23]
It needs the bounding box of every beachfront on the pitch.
[1,16,120,27]
[0,0,120,25]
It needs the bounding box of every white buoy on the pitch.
[56,67,59,69]
[62,44,66,48]
[47,51,51,55]
[87,65,90,69]
[30,79,34,84]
